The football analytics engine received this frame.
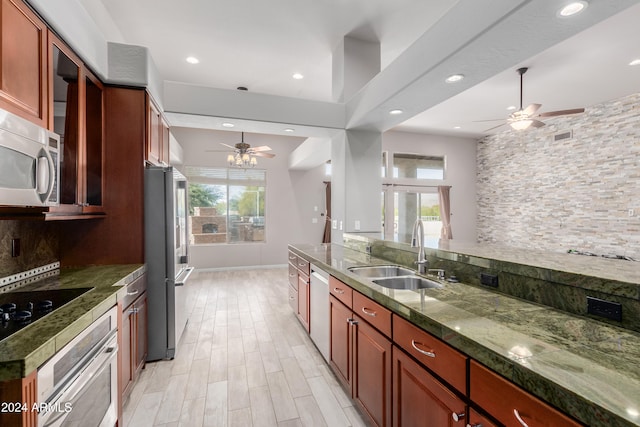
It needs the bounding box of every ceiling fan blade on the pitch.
[484,122,508,132]
[474,118,506,122]
[522,103,542,116]
[249,145,272,152]
[253,152,275,158]
[537,108,585,118]
[531,119,545,128]
[219,142,236,150]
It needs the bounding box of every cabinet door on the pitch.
[353,314,392,427]
[161,117,170,164]
[120,303,133,396]
[134,294,148,375]
[146,97,162,165]
[392,346,466,427]
[329,295,352,391]
[0,0,47,126]
[83,70,104,211]
[467,408,498,427]
[49,32,83,208]
[297,274,310,332]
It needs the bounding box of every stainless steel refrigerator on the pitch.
[145,165,194,361]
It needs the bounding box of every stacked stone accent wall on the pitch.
[477,92,640,259]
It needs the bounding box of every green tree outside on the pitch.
[188,183,223,215]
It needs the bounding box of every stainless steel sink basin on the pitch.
[372,276,443,290]
[348,265,415,278]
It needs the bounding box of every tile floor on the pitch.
[122,268,367,427]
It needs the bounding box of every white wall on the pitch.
[382,130,478,242]
[174,129,327,268]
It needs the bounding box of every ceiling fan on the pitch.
[482,67,585,132]
[208,132,275,167]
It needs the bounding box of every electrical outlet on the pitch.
[355,220,360,230]
[312,218,318,224]
[11,238,20,257]
[332,220,337,229]
[480,273,498,287]
[587,296,622,321]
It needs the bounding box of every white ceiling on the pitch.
[92,0,640,139]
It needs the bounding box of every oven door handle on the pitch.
[41,340,118,426]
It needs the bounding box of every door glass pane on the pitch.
[228,185,265,243]
[393,191,441,246]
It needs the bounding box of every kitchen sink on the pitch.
[347,265,415,278]
[372,276,443,290]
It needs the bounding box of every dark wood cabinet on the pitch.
[329,294,352,389]
[392,346,466,427]
[288,251,310,332]
[0,0,48,127]
[146,96,170,165]
[329,277,392,427]
[120,274,148,405]
[467,408,498,427]
[353,314,392,427]
[46,32,104,216]
[470,360,583,427]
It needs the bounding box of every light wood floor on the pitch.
[122,268,367,427]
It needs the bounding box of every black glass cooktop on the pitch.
[0,288,92,341]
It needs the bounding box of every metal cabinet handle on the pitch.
[289,273,296,278]
[466,424,483,427]
[361,307,377,317]
[289,255,296,260]
[452,412,465,422]
[411,340,436,358]
[513,409,529,427]
[126,289,139,296]
[347,318,358,326]
[333,287,345,294]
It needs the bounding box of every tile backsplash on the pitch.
[0,220,58,278]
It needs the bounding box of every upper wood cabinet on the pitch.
[146,95,170,165]
[47,32,104,216]
[0,0,48,127]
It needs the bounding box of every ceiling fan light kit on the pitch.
[482,67,585,133]
[222,132,275,168]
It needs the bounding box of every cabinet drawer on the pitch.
[353,291,391,338]
[329,276,353,308]
[288,251,298,266]
[470,360,582,427]
[288,263,298,288]
[288,282,298,312]
[121,274,147,308]
[392,315,467,394]
[297,258,310,276]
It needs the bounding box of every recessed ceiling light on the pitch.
[629,59,640,66]
[292,73,304,80]
[222,122,235,128]
[558,1,588,17]
[453,126,461,129]
[507,105,517,111]
[284,128,295,132]
[389,109,404,115]
[186,56,199,64]
[445,74,464,83]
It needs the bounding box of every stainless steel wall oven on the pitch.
[37,306,118,427]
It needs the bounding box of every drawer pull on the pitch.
[289,255,296,260]
[289,273,296,277]
[289,296,295,300]
[333,287,345,294]
[126,289,139,296]
[361,307,377,317]
[411,340,436,358]
[467,424,483,427]
[451,412,465,422]
[513,409,529,427]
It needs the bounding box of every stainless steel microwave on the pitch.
[0,109,59,207]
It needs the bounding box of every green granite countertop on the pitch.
[0,264,144,381]
[289,243,640,427]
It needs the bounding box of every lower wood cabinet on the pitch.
[467,408,498,427]
[297,273,310,332]
[392,346,466,427]
[329,282,392,427]
[120,274,148,406]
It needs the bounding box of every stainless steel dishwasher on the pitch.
[310,264,330,362]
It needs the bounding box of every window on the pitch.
[392,154,445,180]
[186,166,266,244]
[382,186,441,246]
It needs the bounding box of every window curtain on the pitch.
[438,185,453,239]
[322,181,331,243]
